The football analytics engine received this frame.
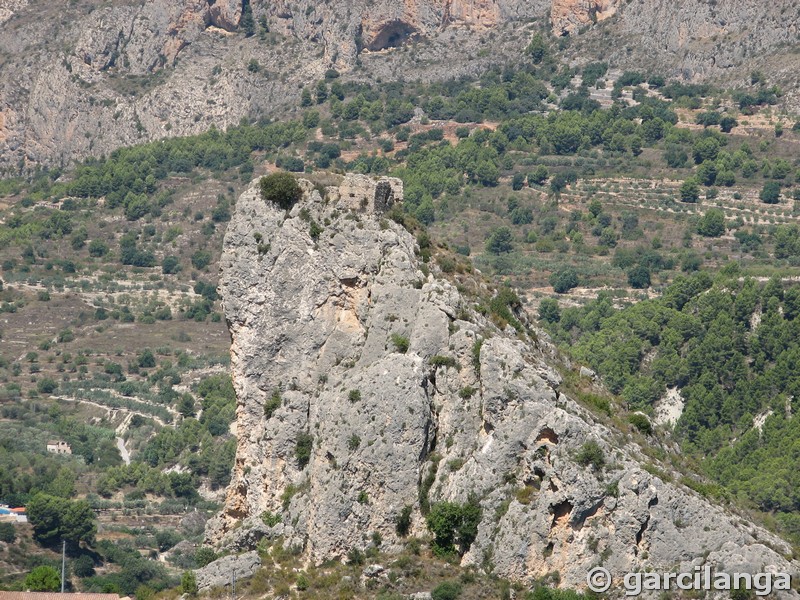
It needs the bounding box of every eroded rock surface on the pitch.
[194,550,260,592]
[206,174,798,597]
[551,0,620,36]
[0,0,798,170]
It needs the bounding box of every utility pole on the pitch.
[60,539,66,593]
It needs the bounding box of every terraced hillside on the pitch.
[0,51,798,594]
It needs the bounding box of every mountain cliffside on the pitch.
[551,0,621,36]
[0,0,797,172]
[205,174,798,595]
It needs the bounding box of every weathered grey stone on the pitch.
[1,1,799,171]
[579,366,596,379]
[180,510,209,536]
[208,0,241,31]
[166,539,197,562]
[207,174,799,598]
[194,550,261,592]
[363,564,385,578]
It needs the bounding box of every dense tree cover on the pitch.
[68,121,306,201]
[0,413,119,507]
[84,539,174,595]
[99,375,237,497]
[27,493,96,548]
[24,566,61,592]
[542,271,800,526]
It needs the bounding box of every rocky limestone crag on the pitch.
[360,0,501,52]
[0,0,26,26]
[205,173,798,597]
[194,550,261,592]
[551,0,621,36]
[1,0,798,171]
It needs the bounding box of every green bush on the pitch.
[575,441,605,470]
[431,581,463,600]
[0,522,15,543]
[24,566,61,592]
[485,227,514,254]
[760,181,781,204]
[261,511,281,527]
[429,355,458,369]
[260,172,303,210]
[538,298,561,323]
[390,333,410,353]
[36,378,58,394]
[191,250,212,270]
[679,178,700,203]
[697,208,726,237]
[72,554,95,578]
[181,571,198,596]
[550,268,579,294]
[295,433,313,469]
[628,413,653,435]
[395,505,413,537]
[88,239,109,257]
[627,265,651,289]
[264,390,281,418]
[426,499,481,556]
[195,547,218,568]
[162,255,181,275]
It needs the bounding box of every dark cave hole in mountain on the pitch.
[367,20,418,51]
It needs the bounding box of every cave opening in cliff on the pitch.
[367,20,418,51]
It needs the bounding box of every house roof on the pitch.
[0,594,125,600]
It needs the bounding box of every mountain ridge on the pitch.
[0,0,797,171]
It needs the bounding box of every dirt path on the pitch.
[115,412,134,465]
[53,395,173,427]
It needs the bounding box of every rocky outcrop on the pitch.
[551,0,620,36]
[0,0,26,26]
[361,0,501,51]
[194,550,261,592]
[208,0,243,31]
[206,173,798,596]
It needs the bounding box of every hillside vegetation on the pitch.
[0,35,798,596]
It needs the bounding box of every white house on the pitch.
[46,441,72,455]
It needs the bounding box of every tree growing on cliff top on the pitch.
[260,172,303,210]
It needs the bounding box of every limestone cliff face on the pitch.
[0,0,26,26]
[551,0,621,36]
[0,0,797,171]
[360,0,501,52]
[206,174,798,595]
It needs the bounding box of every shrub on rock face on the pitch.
[426,499,481,556]
[295,433,313,469]
[575,440,605,470]
[395,505,413,537]
[260,172,303,210]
